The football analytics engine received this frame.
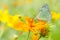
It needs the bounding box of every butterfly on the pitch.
[35,4,52,23]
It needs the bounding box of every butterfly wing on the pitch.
[36,4,52,22]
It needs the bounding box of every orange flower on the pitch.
[24,17,36,32]
[36,19,48,36]
[13,21,24,31]
[13,16,47,33]
[24,17,47,32]
[35,19,47,30]
[23,24,30,32]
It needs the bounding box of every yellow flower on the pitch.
[13,14,19,21]
[0,10,3,21]
[57,13,60,19]
[7,14,20,27]
[0,10,2,15]
[51,11,60,19]
[0,9,13,27]
[0,9,20,27]
[31,33,40,40]
[1,10,9,22]
[0,9,12,27]
[6,15,13,27]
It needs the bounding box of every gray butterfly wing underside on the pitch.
[36,4,51,22]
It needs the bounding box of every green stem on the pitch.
[38,33,40,40]
[27,30,30,40]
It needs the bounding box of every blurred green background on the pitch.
[0,0,60,40]
[0,0,60,16]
